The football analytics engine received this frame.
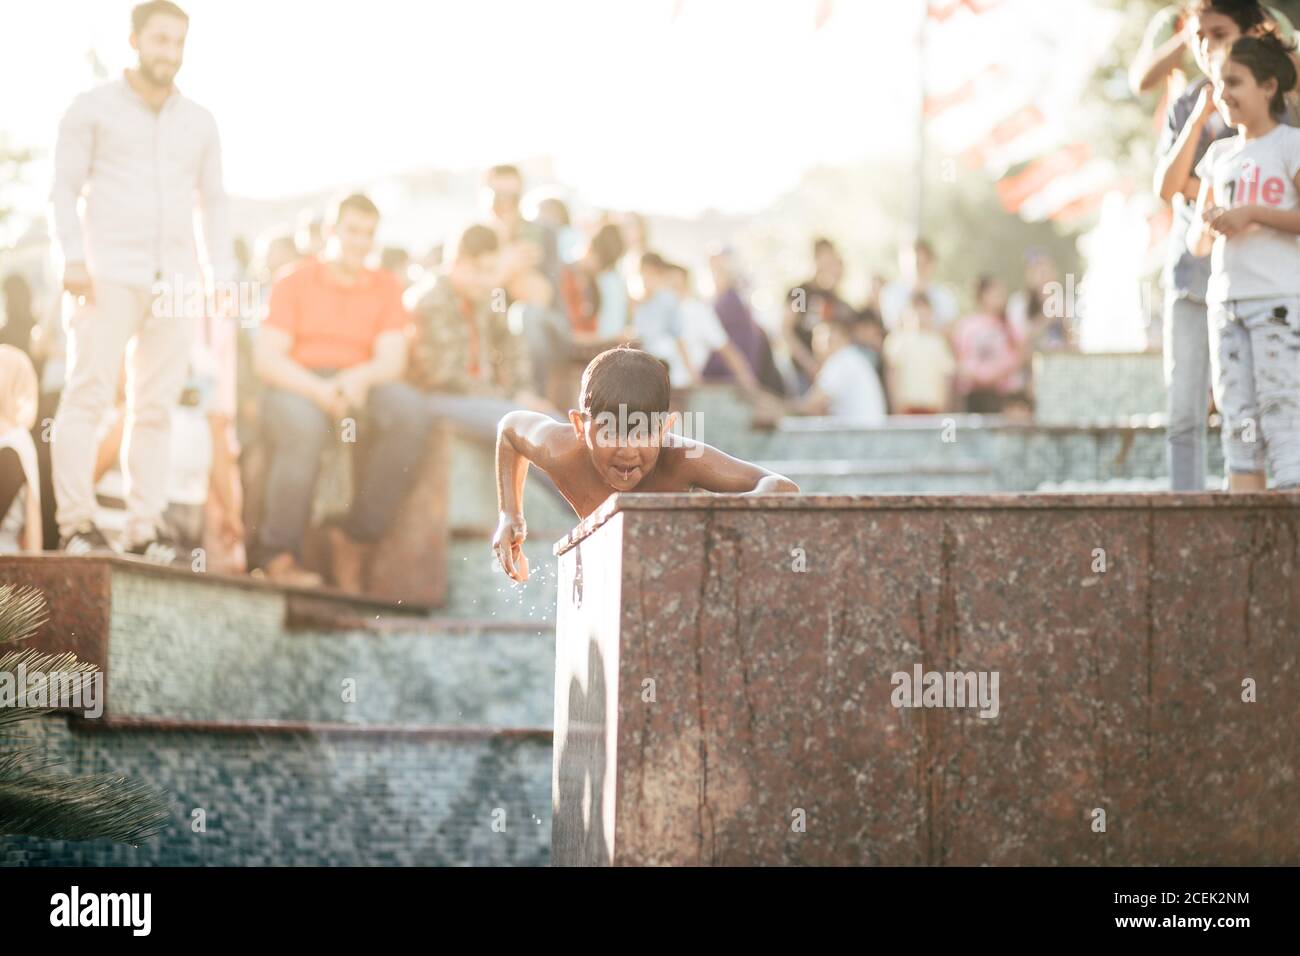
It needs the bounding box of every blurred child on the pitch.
[883,292,956,415]
[851,306,887,379]
[951,276,1027,414]
[1189,32,1300,489]
[785,314,887,425]
[492,347,798,581]
[0,345,41,552]
[633,253,693,387]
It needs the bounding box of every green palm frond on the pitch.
[0,582,170,845]
[0,764,170,844]
[0,584,49,646]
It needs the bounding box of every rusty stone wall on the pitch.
[551,493,1300,865]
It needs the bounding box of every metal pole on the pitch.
[915,0,927,239]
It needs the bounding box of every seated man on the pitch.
[252,193,414,587]
[320,224,552,591]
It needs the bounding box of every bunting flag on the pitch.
[815,0,833,31]
[924,0,1124,223]
[929,0,1003,23]
[995,143,1091,213]
[1017,159,1120,222]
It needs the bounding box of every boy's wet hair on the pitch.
[1228,32,1299,116]
[579,347,671,418]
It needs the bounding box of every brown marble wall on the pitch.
[551,493,1300,866]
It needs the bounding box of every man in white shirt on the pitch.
[665,263,762,392]
[879,237,959,332]
[786,314,887,425]
[49,1,235,564]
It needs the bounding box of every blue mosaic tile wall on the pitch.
[2,716,553,866]
[107,572,555,726]
[1033,352,1166,425]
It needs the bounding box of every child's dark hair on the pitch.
[579,347,671,418]
[1186,0,1269,36]
[975,273,1009,322]
[976,273,1009,306]
[1228,32,1299,116]
[588,223,625,271]
[855,306,885,332]
[639,251,668,272]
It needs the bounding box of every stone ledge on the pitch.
[0,553,425,611]
[554,490,1300,555]
[67,715,552,740]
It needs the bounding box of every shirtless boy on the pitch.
[493,346,798,581]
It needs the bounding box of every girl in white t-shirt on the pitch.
[1189,33,1300,489]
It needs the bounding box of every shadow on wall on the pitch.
[553,638,610,866]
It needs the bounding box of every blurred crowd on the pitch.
[0,0,1081,590]
[0,163,1073,581]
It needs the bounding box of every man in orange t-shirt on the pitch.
[252,193,417,586]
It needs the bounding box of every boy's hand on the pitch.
[1192,85,1218,126]
[492,513,530,583]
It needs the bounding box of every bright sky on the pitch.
[0,0,922,219]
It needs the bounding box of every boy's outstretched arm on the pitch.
[676,439,800,496]
[494,410,567,582]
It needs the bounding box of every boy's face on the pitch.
[854,321,884,350]
[569,408,674,492]
[640,264,662,293]
[449,250,501,303]
[812,321,844,360]
[1192,11,1243,77]
[667,270,687,299]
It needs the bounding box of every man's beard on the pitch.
[139,58,179,86]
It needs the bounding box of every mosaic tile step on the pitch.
[0,555,556,726]
[1,715,552,866]
[1033,352,1166,425]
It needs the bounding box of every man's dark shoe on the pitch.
[61,523,115,556]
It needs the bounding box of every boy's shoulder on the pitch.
[644,440,704,490]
